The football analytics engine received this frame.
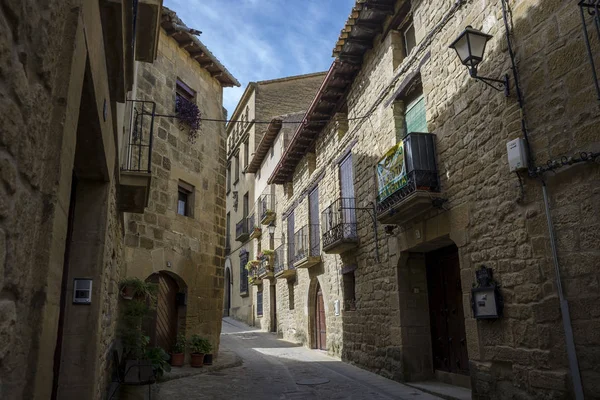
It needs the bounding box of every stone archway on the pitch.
[224,266,231,317]
[145,271,187,351]
[307,278,326,350]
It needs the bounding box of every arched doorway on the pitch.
[145,272,180,351]
[224,267,231,317]
[314,282,327,350]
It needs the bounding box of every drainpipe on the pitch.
[541,181,585,400]
[500,1,584,397]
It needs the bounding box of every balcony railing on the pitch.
[273,244,295,278]
[235,218,249,242]
[248,212,261,239]
[118,100,156,213]
[322,198,359,254]
[293,224,321,268]
[376,132,441,225]
[258,258,273,279]
[259,192,276,225]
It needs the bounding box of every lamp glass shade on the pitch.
[449,26,493,68]
[268,224,276,235]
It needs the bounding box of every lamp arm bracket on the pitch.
[474,74,510,96]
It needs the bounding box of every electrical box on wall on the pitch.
[507,138,528,172]
[471,266,503,319]
[73,279,92,304]
[334,300,340,316]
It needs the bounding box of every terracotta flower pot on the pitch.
[190,353,205,368]
[203,353,213,365]
[170,352,184,367]
[121,285,135,300]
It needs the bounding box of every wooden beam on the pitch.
[200,61,215,69]
[346,37,373,48]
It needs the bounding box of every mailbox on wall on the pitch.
[471,266,503,319]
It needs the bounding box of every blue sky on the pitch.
[164,0,356,114]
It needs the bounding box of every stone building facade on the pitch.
[124,8,239,359]
[262,1,600,399]
[224,73,325,325]
[0,0,162,399]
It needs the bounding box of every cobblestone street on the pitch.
[154,318,442,399]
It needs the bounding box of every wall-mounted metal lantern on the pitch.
[579,1,600,100]
[449,26,510,96]
[471,266,503,319]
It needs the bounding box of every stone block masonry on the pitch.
[265,0,600,399]
[124,26,228,357]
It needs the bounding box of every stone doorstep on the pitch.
[405,381,472,400]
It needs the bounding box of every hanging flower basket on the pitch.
[249,227,262,240]
[176,97,202,143]
[261,209,276,225]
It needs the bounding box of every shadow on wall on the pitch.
[339,1,600,398]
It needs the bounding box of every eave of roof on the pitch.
[247,112,305,174]
[268,0,396,185]
[161,7,240,88]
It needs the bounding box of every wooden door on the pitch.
[146,273,179,351]
[315,284,327,350]
[426,246,469,375]
[339,154,356,237]
[270,285,277,333]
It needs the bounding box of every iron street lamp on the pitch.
[449,25,509,96]
[268,223,276,235]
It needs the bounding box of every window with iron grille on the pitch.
[257,290,263,317]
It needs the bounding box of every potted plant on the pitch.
[203,341,214,366]
[176,96,202,143]
[188,335,211,368]
[119,277,157,301]
[145,347,171,378]
[170,333,186,367]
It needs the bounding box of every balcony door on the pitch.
[339,154,356,236]
[309,187,320,256]
[287,211,295,267]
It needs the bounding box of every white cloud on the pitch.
[164,0,356,114]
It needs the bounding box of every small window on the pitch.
[175,79,195,112]
[257,290,263,317]
[226,163,231,193]
[403,22,416,57]
[244,139,249,168]
[234,154,240,183]
[245,106,250,126]
[177,181,194,217]
[343,271,356,311]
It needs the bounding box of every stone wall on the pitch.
[124,28,227,354]
[269,0,600,398]
[0,0,132,398]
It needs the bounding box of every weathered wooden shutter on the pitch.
[309,187,320,256]
[257,290,263,316]
[339,154,356,230]
[405,95,427,134]
[287,211,295,266]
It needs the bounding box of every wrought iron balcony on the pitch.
[235,218,250,242]
[248,267,262,286]
[274,244,295,279]
[119,100,155,213]
[321,198,359,254]
[259,192,276,225]
[293,224,321,268]
[248,212,261,239]
[258,258,273,279]
[376,132,442,225]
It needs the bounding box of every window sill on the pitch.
[240,290,249,297]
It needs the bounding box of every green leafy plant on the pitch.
[262,249,274,256]
[172,333,186,354]
[188,335,212,354]
[245,260,260,271]
[145,347,172,378]
[119,277,158,301]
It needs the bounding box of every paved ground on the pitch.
[154,318,441,399]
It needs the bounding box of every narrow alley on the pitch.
[154,318,454,400]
